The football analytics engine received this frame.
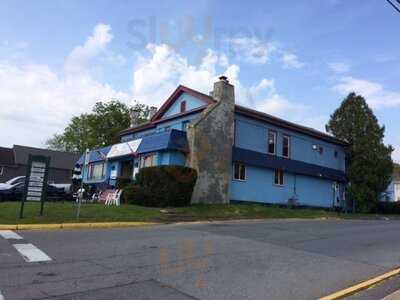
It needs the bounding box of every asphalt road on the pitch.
[1,219,400,300]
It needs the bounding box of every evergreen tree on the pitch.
[326,92,393,212]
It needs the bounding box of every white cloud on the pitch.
[282,53,305,69]
[333,76,400,109]
[328,62,350,74]
[0,23,128,148]
[225,36,277,64]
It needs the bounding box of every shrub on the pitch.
[373,201,400,214]
[124,165,197,207]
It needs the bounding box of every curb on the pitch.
[319,267,400,300]
[0,222,159,231]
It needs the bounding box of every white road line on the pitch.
[13,243,52,263]
[0,230,22,240]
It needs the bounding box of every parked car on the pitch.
[0,176,26,190]
[0,179,66,202]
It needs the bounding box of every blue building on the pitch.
[79,77,348,208]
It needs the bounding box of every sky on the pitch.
[0,0,399,162]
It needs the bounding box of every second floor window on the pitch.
[282,135,290,158]
[182,120,190,131]
[180,101,186,113]
[268,130,277,155]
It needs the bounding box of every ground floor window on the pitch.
[88,162,105,180]
[274,169,284,186]
[140,153,157,168]
[233,163,246,181]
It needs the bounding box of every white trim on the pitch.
[282,135,291,158]
[268,130,277,155]
[0,230,22,240]
[233,163,246,181]
[13,243,52,263]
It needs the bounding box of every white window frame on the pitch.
[88,162,105,180]
[233,163,246,181]
[282,135,290,158]
[274,169,284,186]
[268,130,277,155]
[140,153,157,168]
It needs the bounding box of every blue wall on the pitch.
[234,115,346,171]
[230,165,340,208]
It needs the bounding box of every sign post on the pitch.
[76,149,90,220]
[20,155,51,219]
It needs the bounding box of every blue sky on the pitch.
[0,0,399,161]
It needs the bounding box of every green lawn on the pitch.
[0,201,396,225]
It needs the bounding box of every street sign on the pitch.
[20,155,51,218]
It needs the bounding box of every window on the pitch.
[182,120,190,131]
[140,154,157,168]
[233,163,246,181]
[319,146,324,155]
[180,101,186,113]
[268,130,277,155]
[282,135,290,158]
[274,169,284,186]
[334,151,338,158]
[88,162,105,180]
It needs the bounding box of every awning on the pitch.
[106,139,142,159]
[76,129,188,164]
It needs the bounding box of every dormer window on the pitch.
[180,101,186,113]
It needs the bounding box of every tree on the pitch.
[326,92,393,212]
[46,100,150,153]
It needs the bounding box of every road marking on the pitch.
[13,243,52,263]
[319,267,400,300]
[0,290,4,300]
[0,230,22,240]
[381,289,400,300]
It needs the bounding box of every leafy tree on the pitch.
[46,100,150,153]
[326,92,393,212]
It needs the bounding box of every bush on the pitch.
[373,201,400,214]
[124,165,197,207]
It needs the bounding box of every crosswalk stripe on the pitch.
[0,230,22,240]
[13,243,52,263]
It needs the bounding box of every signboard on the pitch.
[20,155,51,218]
[106,138,142,159]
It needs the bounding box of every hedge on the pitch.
[123,165,197,207]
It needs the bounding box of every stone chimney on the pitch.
[129,110,140,128]
[149,106,158,119]
[187,76,235,204]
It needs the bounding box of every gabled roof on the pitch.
[12,145,80,170]
[120,84,348,146]
[150,85,215,122]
